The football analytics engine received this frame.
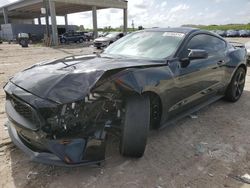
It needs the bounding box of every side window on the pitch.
[180,34,226,58]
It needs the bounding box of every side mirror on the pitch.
[188,49,208,60]
[180,49,208,68]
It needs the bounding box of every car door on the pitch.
[62,33,68,41]
[165,33,227,120]
[74,33,80,42]
[67,33,74,42]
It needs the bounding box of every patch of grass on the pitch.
[183,24,250,31]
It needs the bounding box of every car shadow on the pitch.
[7,89,250,187]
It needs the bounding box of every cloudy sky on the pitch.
[1,0,250,28]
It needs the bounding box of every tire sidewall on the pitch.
[79,38,84,43]
[225,67,246,102]
[119,95,150,157]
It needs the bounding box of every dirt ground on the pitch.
[0,38,250,188]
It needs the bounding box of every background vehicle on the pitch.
[59,32,86,44]
[4,28,247,166]
[85,32,94,41]
[98,32,109,37]
[245,41,250,65]
[77,31,94,41]
[239,30,250,37]
[94,32,124,48]
[215,30,227,37]
[226,30,239,37]
[17,33,29,47]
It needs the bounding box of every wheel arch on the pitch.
[238,63,247,73]
[224,63,246,102]
[229,63,247,83]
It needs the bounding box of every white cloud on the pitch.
[161,2,167,7]
[169,4,190,14]
[213,0,227,3]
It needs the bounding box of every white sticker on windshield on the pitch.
[163,32,185,37]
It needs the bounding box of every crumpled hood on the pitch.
[9,55,164,104]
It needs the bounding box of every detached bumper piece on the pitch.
[7,122,106,167]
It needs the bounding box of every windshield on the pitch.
[106,33,119,38]
[103,31,185,60]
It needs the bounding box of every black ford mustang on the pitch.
[4,28,247,166]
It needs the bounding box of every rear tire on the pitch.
[224,67,246,102]
[119,95,150,158]
[60,39,66,44]
[79,38,84,43]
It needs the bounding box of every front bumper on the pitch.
[93,42,108,48]
[4,82,107,166]
[7,121,106,167]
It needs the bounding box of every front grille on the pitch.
[9,96,40,125]
[94,42,102,46]
[12,97,32,119]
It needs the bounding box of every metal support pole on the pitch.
[38,17,42,25]
[92,6,98,39]
[49,0,58,46]
[123,8,128,34]
[43,0,50,37]
[3,8,8,24]
[64,14,68,26]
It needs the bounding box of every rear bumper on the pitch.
[7,121,106,166]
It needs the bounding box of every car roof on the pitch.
[142,27,227,43]
[145,27,199,34]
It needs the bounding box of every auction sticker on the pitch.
[163,32,185,37]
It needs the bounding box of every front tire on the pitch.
[119,95,150,158]
[224,67,246,102]
[20,39,28,47]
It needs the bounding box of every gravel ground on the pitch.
[0,39,250,188]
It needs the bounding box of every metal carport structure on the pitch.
[0,0,128,45]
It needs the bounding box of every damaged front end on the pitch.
[3,67,139,166]
[3,54,164,166]
[5,84,125,166]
